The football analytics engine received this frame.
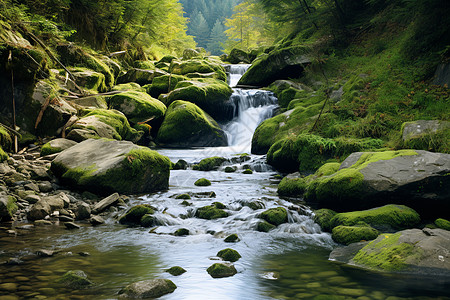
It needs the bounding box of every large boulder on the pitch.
[66,109,142,142]
[68,68,107,93]
[169,58,227,82]
[304,150,450,218]
[147,74,188,98]
[330,228,450,276]
[156,100,227,148]
[119,279,176,299]
[164,78,234,122]
[227,48,251,64]
[50,139,171,194]
[238,46,311,87]
[117,68,167,85]
[108,91,167,124]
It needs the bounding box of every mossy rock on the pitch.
[117,68,167,85]
[40,138,78,156]
[170,58,227,82]
[68,68,107,93]
[70,95,108,109]
[227,48,250,64]
[156,100,227,148]
[217,248,241,262]
[0,195,18,221]
[332,225,379,245]
[330,205,420,232]
[194,156,228,171]
[68,109,141,142]
[313,208,337,232]
[0,125,12,151]
[257,221,276,232]
[243,169,253,174]
[133,60,155,70]
[435,218,450,230]
[119,205,154,225]
[277,176,308,197]
[207,263,237,278]
[158,55,177,64]
[51,139,171,195]
[224,166,236,173]
[224,234,239,243]
[174,228,189,236]
[401,120,450,153]
[194,178,211,186]
[175,194,191,200]
[165,78,233,122]
[165,266,186,276]
[119,279,176,298]
[58,270,93,289]
[259,207,288,226]
[0,147,8,162]
[195,204,228,220]
[148,74,188,98]
[111,83,146,93]
[108,91,166,124]
[140,214,155,227]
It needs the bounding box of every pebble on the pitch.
[0,282,18,292]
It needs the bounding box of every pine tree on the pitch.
[207,19,227,55]
[189,10,210,48]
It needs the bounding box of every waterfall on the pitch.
[223,64,278,152]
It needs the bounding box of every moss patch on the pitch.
[194,178,211,186]
[0,147,8,162]
[193,156,227,171]
[195,203,228,220]
[119,204,154,225]
[257,221,276,232]
[277,177,308,197]
[313,208,337,232]
[330,204,420,232]
[58,270,93,288]
[217,248,241,262]
[435,218,450,231]
[148,74,187,98]
[0,126,12,151]
[332,225,379,245]
[259,207,288,226]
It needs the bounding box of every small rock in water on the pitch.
[59,215,75,222]
[224,234,240,243]
[165,266,186,276]
[174,228,189,236]
[58,270,93,288]
[36,249,55,257]
[207,263,237,278]
[90,215,105,225]
[5,257,23,265]
[64,222,80,230]
[119,279,176,298]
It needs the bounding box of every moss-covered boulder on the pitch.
[58,270,93,289]
[217,248,241,262]
[0,126,12,151]
[170,58,227,82]
[257,221,276,232]
[195,203,228,220]
[305,150,450,217]
[147,74,187,98]
[56,44,114,88]
[117,68,167,85]
[68,68,107,93]
[313,208,337,232]
[243,169,253,174]
[108,91,166,124]
[224,234,239,243]
[0,147,7,162]
[156,100,227,147]
[207,263,237,278]
[435,218,450,231]
[194,178,211,186]
[330,229,450,276]
[40,138,78,156]
[330,205,420,232]
[332,225,379,245]
[165,78,234,122]
[238,46,311,87]
[193,156,228,171]
[112,82,146,93]
[174,228,189,236]
[165,266,186,276]
[119,279,176,298]
[224,166,236,173]
[119,204,154,226]
[277,176,307,197]
[51,139,171,195]
[66,109,142,142]
[0,195,18,221]
[70,95,108,109]
[227,48,251,64]
[401,120,449,153]
[259,207,288,226]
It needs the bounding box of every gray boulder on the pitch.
[119,279,176,299]
[40,138,78,157]
[50,139,171,195]
[330,228,450,276]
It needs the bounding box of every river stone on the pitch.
[330,228,450,276]
[238,46,311,87]
[118,279,176,298]
[0,194,18,221]
[92,193,120,214]
[40,138,78,156]
[117,68,167,85]
[75,202,91,220]
[58,270,92,288]
[90,215,105,225]
[27,200,51,221]
[38,181,53,192]
[207,263,237,278]
[306,150,450,218]
[45,192,70,210]
[70,95,108,109]
[50,139,171,195]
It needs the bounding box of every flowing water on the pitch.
[0,66,449,299]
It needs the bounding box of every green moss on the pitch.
[108,91,167,124]
[69,67,107,92]
[259,207,288,226]
[175,194,191,200]
[119,204,154,225]
[402,126,450,154]
[243,169,253,174]
[148,74,188,98]
[313,209,337,232]
[0,196,17,221]
[112,83,146,93]
[194,156,227,171]
[58,270,93,288]
[133,60,155,69]
[277,176,308,197]
[140,214,155,227]
[0,147,8,162]
[217,248,241,262]
[435,218,450,230]
[332,225,379,245]
[156,100,226,147]
[174,228,189,236]
[40,142,62,156]
[352,233,421,271]
[311,168,364,202]
[330,204,420,232]
[0,126,12,151]
[251,113,287,154]
[224,166,236,173]
[165,266,186,276]
[170,58,227,82]
[224,234,239,243]
[315,162,341,177]
[195,204,228,220]
[257,221,276,232]
[207,263,237,278]
[194,178,211,186]
[349,150,418,171]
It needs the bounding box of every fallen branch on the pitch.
[35,94,53,129]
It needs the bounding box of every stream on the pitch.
[0,65,449,299]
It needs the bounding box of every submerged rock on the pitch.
[58,270,93,289]
[50,139,171,195]
[119,279,176,298]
